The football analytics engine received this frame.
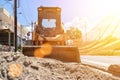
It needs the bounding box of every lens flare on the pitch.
[34,43,52,58]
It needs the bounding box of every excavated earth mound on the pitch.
[0,52,120,80]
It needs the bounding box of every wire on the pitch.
[20,7,31,25]
[21,2,32,22]
[0,0,14,14]
[7,1,14,15]
[22,0,33,21]
[0,0,9,7]
[18,0,32,25]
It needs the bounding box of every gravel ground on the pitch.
[0,45,14,52]
[0,52,120,80]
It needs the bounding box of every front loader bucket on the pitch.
[22,46,80,62]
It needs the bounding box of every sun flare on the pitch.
[34,43,52,58]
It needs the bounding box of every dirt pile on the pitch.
[0,52,120,80]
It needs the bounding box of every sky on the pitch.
[1,0,120,32]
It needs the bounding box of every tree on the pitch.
[66,26,82,40]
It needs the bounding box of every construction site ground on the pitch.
[0,52,120,80]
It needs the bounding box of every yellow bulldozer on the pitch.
[22,6,80,62]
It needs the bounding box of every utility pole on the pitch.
[31,21,33,40]
[20,25,22,47]
[31,21,34,45]
[14,0,17,52]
